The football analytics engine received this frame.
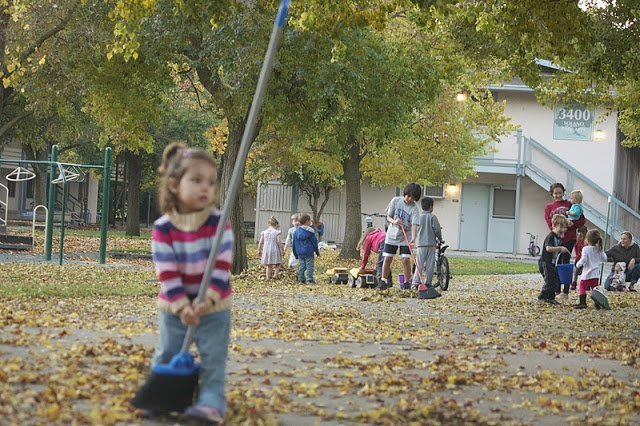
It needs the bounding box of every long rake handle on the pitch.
[400,225,425,287]
[180,0,291,353]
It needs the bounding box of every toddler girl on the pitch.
[570,226,588,290]
[574,229,607,309]
[258,216,285,279]
[150,142,233,423]
[566,190,584,223]
[284,213,300,268]
[611,262,628,291]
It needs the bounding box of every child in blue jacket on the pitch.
[292,214,320,284]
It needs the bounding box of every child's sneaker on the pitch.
[184,405,224,424]
[306,280,316,285]
[376,279,388,290]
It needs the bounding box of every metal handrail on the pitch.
[32,205,48,250]
[0,182,7,227]
[524,136,640,221]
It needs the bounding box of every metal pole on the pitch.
[45,145,58,260]
[599,196,612,285]
[59,177,68,266]
[181,0,291,353]
[147,192,152,228]
[99,147,112,264]
[513,130,523,255]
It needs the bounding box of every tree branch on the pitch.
[0,110,32,139]
[7,5,78,79]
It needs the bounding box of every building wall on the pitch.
[243,193,256,222]
[494,91,618,192]
[613,142,640,212]
[88,178,99,224]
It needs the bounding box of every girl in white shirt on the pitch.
[574,229,607,309]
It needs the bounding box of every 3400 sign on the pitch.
[553,104,595,141]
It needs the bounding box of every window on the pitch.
[492,188,516,219]
[7,180,16,198]
[423,184,445,198]
[26,179,34,198]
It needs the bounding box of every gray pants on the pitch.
[413,246,436,286]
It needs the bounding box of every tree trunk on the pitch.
[339,135,362,259]
[219,117,249,274]
[125,150,141,236]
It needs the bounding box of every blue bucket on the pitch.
[556,263,574,285]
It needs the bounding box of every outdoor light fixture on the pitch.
[456,91,468,102]
[447,184,458,194]
[594,129,605,141]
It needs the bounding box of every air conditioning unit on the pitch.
[424,184,445,198]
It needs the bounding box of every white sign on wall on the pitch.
[553,103,594,141]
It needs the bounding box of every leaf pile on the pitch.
[1,250,639,425]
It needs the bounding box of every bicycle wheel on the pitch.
[439,256,450,291]
[533,245,540,257]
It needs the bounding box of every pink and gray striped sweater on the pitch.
[152,207,233,314]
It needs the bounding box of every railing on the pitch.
[54,186,90,224]
[523,136,640,241]
[0,183,7,227]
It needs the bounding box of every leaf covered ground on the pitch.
[0,248,639,425]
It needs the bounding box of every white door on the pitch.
[487,187,516,253]
[459,184,490,251]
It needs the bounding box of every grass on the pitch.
[447,257,538,275]
[250,245,539,277]
[0,237,538,299]
[64,229,152,239]
[0,263,156,298]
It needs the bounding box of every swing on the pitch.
[5,167,36,182]
[51,168,80,184]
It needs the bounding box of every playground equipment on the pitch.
[0,145,112,264]
[32,205,48,250]
[0,182,8,230]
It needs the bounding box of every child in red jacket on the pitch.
[571,226,588,290]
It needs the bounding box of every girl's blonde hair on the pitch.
[586,229,603,248]
[356,227,376,251]
[290,213,300,222]
[570,190,583,204]
[158,142,218,214]
[268,216,279,227]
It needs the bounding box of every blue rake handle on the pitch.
[180,0,291,353]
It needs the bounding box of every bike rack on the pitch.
[32,205,48,250]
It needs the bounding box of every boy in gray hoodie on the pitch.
[411,197,442,289]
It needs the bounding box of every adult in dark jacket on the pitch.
[604,231,640,290]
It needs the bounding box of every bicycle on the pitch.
[434,240,451,291]
[411,239,451,291]
[527,233,540,257]
[361,212,386,229]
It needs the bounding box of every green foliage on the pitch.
[437,0,640,147]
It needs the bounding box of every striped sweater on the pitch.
[152,207,233,314]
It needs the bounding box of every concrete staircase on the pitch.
[0,233,33,250]
[521,135,640,242]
